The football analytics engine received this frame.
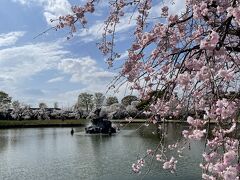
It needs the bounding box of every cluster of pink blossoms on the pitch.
[162,157,178,173]
[193,2,209,18]
[182,116,206,140]
[177,72,192,88]
[215,99,237,120]
[55,0,240,179]
[132,159,145,173]
[201,149,239,180]
[218,69,234,81]
[200,31,220,49]
[161,6,169,17]
[227,6,240,25]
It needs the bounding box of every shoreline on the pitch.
[111,119,217,124]
[0,124,84,129]
[0,119,219,129]
[0,119,86,129]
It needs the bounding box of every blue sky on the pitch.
[0,0,184,108]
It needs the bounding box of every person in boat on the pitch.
[71,128,74,135]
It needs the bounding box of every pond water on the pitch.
[0,123,204,180]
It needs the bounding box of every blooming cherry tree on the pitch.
[53,0,240,179]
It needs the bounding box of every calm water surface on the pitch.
[0,123,204,180]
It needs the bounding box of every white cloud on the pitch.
[12,0,27,4]
[43,0,72,24]
[51,89,83,107]
[58,56,115,83]
[109,82,138,100]
[0,35,118,107]
[0,42,68,83]
[13,0,72,25]
[150,0,186,18]
[0,31,25,47]
[47,76,64,83]
[117,51,128,61]
[77,0,186,43]
[23,88,45,96]
[77,21,103,42]
[167,0,186,15]
[78,12,137,42]
[0,41,115,86]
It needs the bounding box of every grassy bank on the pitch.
[0,119,89,129]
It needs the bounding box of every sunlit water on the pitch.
[0,123,204,180]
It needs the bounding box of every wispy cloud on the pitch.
[22,88,45,96]
[77,0,186,43]
[117,51,128,61]
[0,42,68,83]
[58,56,115,84]
[78,12,137,43]
[13,0,72,25]
[0,38,117,106]
[47,76,64,83]
[0,31,25,47]
[150,0,186,18]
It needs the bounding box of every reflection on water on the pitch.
[0,124,203,180]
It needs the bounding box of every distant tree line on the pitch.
[0,90,143,120]
[3,90,238,121]
[74,92,146,119]
[0,91,82,120]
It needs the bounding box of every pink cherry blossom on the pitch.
[55,0,240,178]
[147,149,154,155]
[223,150,237,165]
[156,154,163,162]
[163,157,177,173]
